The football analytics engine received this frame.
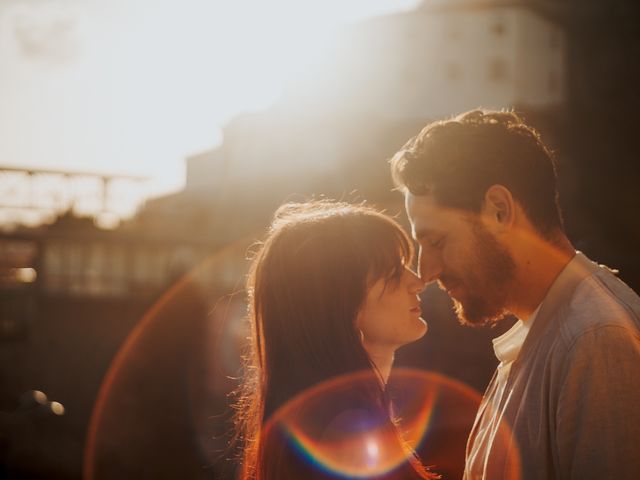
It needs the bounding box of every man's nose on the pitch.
[419,252,443,284]
[407,269,427,294]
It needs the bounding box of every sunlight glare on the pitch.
[0,0,421,205]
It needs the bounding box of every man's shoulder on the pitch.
[559,267,640,344]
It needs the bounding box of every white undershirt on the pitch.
[465,305,541,479]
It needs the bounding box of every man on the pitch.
[390,109,640,479]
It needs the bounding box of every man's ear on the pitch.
[482,185,515,231]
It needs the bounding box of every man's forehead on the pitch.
[404,193,442,223]
[404,192,460,238]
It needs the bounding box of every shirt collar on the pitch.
[492,304,541,364]
[493,251,602,365]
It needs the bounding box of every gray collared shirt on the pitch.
[464,252,640,479]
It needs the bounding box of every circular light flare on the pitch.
[31,389,48,405]
[14,267,37,283]
[262,368,500,479]
[50,401,65,416]
[366,437,379,461]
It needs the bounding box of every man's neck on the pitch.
[509,233,575,320]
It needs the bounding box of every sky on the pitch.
[0,0,421,199]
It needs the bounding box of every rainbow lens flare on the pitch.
[262,368,489,478]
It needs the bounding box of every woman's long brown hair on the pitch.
[233,201,434,479]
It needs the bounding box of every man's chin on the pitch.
[453,298,508,328]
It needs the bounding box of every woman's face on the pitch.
[356,267,427,351]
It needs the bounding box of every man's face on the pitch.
[405,193,516,327]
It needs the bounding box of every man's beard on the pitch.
[441,221,516,327]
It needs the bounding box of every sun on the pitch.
[0,0,421,218]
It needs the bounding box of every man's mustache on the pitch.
[437,274,461,292]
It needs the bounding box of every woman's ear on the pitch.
[482,184,515,232]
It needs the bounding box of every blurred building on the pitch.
[0,209,248,479]
[328,0,565,120]
[0,0,570,320]
[184,0,565,209]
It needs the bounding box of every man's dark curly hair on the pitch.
[390,109,564,238]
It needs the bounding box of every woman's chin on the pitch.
[399,319,429,347]
[414,317,429,339]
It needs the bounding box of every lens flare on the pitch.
[262,368,486,478]
[83,237,253,480]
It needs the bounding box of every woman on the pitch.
[234,201,437,479]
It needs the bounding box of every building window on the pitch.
[488,58,508,82]
[44,242,64,292]
[86,243,106,296]
[67,243,85,294]
[550,29,560,49]
[133,247,151,286]
[445,63,462,82]
[445,19,461,41]
[109,246,127,295]
[549,70,559,93]
[491,18,506,36]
